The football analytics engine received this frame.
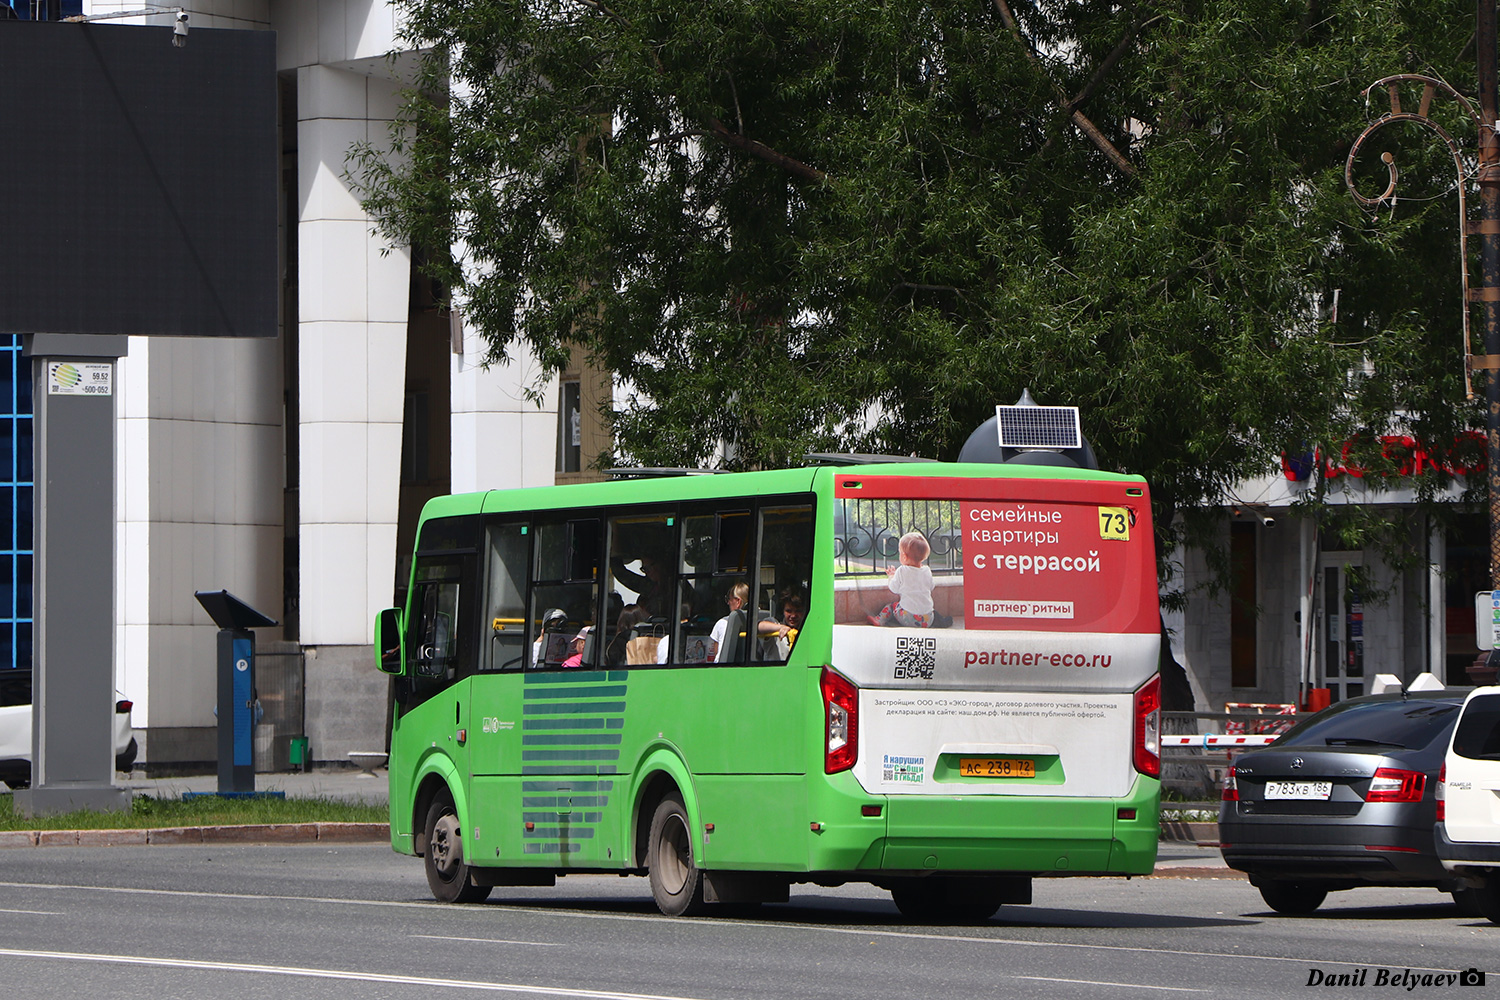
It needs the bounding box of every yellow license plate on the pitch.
[959,757,1036,778]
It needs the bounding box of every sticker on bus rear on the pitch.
[881,754,926,784]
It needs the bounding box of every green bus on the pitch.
[374,460,1162,919]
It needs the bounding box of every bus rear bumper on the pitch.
[806,774,1160,876]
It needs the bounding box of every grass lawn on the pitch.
[0,792,386,832]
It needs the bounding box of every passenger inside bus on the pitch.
[606,604,651,665]
[561,627,591,668]
[711,580,792,662]
[530,607,570,667]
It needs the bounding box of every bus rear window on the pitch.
[832,489,1152,634]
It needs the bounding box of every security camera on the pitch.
[1260,515,1275,527]
[172,11,188,48]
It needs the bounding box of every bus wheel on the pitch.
[890,878,1001,923]
[647,794,707,916]
[1257,881,1325,915]
[423,795,492,905]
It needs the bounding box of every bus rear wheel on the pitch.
[423,795,491,904]
[647,794,707,916]
[889,878,1003,923]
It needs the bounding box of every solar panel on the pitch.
[995,405,1082,450]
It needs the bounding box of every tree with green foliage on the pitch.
[353,0,1483,567]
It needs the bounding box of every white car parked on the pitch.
[0,668,136,790]
[1436,685,1500,923]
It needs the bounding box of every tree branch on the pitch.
[571,0,827,183]
[1069,14,1163,112]
[992,0,1138,178]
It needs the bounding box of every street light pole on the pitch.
[1346,6,1500,684]
[1479,2,1500,605]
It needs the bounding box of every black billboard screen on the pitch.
[0,20,276,338]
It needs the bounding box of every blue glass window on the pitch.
[0,337,33,671]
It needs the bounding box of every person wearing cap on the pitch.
[561,626,592,669]
[531,608,569,667]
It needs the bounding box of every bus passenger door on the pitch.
[397,554,477,831]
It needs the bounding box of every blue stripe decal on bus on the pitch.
[524,701,627,714]
[520,672,628,855]
[524,685,627,699]
[522,734,623,746]
[522,749,620,762]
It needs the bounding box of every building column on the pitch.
[296,64,409,763]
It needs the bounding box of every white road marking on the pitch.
[1014,975,1211,993]
[0,908,60,916]
[0,880,1462,977]
[412,934,563,947]
[0,947,713,999]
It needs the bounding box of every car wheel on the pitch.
[422,794,491,904]
[1258,881,1327,915]
[647,794,707,916]
[1473,874,1500,925]
[1453,887,1485,917]
[115,737,138,773]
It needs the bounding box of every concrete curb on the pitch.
[1149,866,1245,880]
[0,822,388,848]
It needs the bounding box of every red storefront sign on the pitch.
[1282,432,1486,481]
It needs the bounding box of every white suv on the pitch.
[0,669,136,790]
[1436,686,1500,923]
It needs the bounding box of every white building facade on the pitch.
[83,0,561,769]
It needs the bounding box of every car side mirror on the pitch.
[375,607,405,675]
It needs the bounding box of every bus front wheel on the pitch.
[423,795,492,905]
[647,794,707,916]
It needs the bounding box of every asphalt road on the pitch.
[0,844,1493,998]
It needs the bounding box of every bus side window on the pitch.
[604,512,676,665]
[677,510,733,664]
[531,518,601,669]
[484,522,530,671]
[755,505,813,663]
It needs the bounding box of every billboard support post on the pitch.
[14,334,129,817]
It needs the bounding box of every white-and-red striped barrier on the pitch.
[1162,734,1278,748]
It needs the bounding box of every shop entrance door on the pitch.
[1318,554,1364,702]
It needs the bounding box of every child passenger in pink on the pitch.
[870,531,935,628]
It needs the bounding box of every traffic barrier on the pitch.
[1161,734,1278,748]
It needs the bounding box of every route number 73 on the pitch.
[1098,507,1130,541]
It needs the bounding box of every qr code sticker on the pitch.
[894,635,937,679]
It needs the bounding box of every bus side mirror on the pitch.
[375,607,405,675]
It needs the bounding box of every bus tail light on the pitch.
[1436,764,1446,821]
[1133,674,1161,777]
[1366,767,1425,803]
[821,668,858,774]
[1222,766,1239,802]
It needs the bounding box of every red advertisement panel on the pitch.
[959,498,1152,634]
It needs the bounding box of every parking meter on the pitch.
[195,590,277,793]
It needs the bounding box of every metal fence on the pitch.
[252,642,304,773]
[1161,710,1297,807]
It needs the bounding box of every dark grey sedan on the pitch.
[1217,689,1470,914]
